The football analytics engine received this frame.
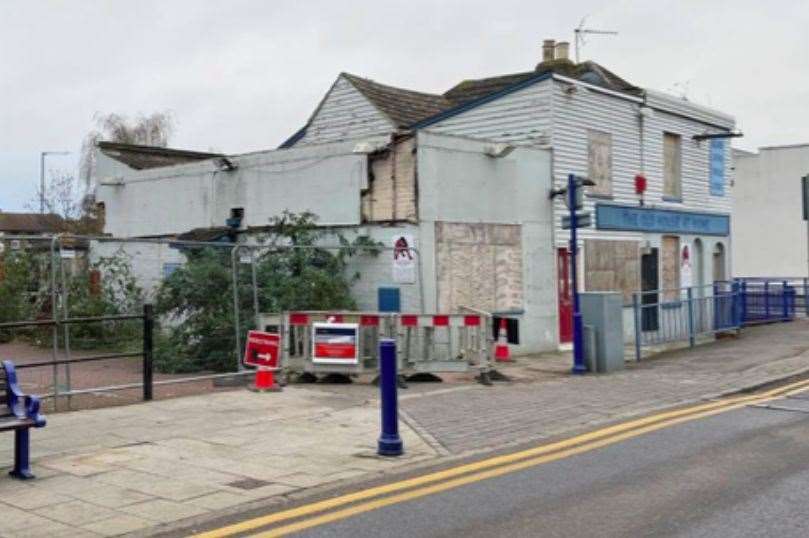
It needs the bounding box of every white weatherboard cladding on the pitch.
[550,83,643,245]
[426,80,552,144]
[296,76,395,146]
[427,78,734,248]
[641,108,733,215]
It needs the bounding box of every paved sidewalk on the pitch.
[0,388,435,538]
[403,320,809,454]
[0,320,808,537]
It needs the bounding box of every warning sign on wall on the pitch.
[681,243,693,289]
[392,234,416,284]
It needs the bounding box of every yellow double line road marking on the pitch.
[196,377,809,538]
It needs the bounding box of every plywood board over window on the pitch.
[435,222,523,312]
[661,235,680,300]
[587,130,612,196]
[584,240,640,303]
[663,133,682,200]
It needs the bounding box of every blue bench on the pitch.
[1,360,46,479]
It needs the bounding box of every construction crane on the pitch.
[574,16,618,63]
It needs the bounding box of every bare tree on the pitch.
[79,111,175,187]
[28,170,102,234]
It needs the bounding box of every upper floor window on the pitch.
[663,132,682,200]
[709,139,725,196]
[588,130,612,196]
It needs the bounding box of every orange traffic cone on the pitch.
[494,318,511,362]
[251,367,281,392]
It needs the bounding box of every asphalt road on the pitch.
[288,394,809,538]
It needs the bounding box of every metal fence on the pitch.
[734,277,807,324]
[3,307,151,412]
[632,282,741,360]
[0,233,424,409]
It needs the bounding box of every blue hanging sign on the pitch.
[709,139,725,196]
[595,204,730,236]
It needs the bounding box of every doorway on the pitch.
[713,243,726,282]
[694,239,705,289]
[557,248,573,343]
[641,248,659,331]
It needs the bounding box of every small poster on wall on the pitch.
[392,234,416,284]
[680,244,693,291]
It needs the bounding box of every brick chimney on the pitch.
[554,41,570,61]
[542,39,555,62]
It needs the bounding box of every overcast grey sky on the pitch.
[1,0,807,210]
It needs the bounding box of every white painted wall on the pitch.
[417,131,556,352]
[96,140,367,237]
[733,145,809,277]
[334,224,424,313]
[295,75,395,146]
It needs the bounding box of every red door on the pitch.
[557,248,573,343]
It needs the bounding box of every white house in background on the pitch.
[733,144,809,277]
[95,132,557,353]
[282,38,738,343]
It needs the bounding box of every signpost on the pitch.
[243,330,281,392]
[550,173,595,374]
[243,330,280,369]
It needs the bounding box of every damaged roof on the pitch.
[282,59,644,147]
[341,73,454,128]
[444,60,642,105]
[98,141,222,170]
[0,212,65,233]
[174,227,236,243]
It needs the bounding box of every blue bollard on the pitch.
[377,339,404,457]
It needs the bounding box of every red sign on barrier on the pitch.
[243,331,280,369]
[312,323,359,365]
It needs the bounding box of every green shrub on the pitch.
[154,211,381,373]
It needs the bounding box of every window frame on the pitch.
[662,132,683,202]
[587,129,613,198]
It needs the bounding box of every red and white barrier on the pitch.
[288,313,383,327]
[398,314,481,328]
[279,310,490,378]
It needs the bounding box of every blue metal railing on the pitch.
[632,282,741,361]
[734,277,805,325]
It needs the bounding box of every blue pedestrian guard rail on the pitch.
[734,277,807,325]
[632,282,741,361]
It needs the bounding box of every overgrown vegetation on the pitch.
[63,254,144,349]
[154,211,381,373]
[0,247,143,348]
[0,250,46,342]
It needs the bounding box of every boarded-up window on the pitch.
[588,130,612,196]
[435,222,523,312]
[663,133,682,199]
[584,240,640,302]
[661,236,680,300]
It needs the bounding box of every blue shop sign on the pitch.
[709,139,725,196]
[595,204,730,236]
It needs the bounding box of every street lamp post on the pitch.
[40,151,70,213]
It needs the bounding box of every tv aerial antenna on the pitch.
[574,16,618,63]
